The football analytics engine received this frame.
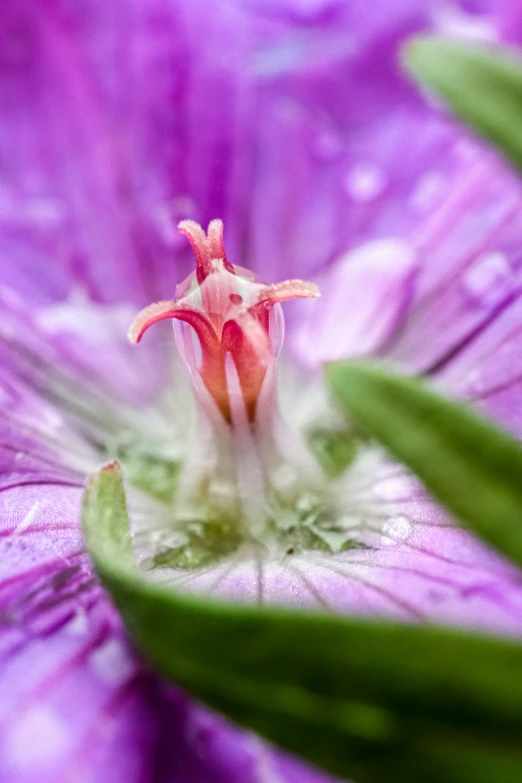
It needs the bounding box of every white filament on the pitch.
[225,352,267,537]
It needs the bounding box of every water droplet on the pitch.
[4,707,70,771]
[463,251,512,306]
[409,171,446,213]
[381,516,412,547]
[344,163,386,203]
[90,639,137,685]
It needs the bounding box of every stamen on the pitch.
[127,300,218,348]
[128,220,319,425]
[255,280,320,307]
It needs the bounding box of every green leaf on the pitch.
[84,461,522,783]
[326,359,522,569]
[403,36,522,173]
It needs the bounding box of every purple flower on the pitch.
[2,0,522,780]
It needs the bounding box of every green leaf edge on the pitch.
[402,35,522,173]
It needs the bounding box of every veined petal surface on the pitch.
[3,1,522,782]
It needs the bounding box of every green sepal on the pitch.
[403,36,522,173]
[327,359,522,569]
[83,461,522,783]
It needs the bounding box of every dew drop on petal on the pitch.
[4,707,70,771]
[381,515,412,547]
[409,170,446,214]
[89,639,138,686]
[344,162,387,203]
[462,251,513,307]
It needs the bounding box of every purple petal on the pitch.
[292,237,417,365]
[3,0,522,781]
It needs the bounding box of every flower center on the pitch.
[128,220,372,566]
[129,220,388,569]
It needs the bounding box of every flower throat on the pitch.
[128,220,335,559]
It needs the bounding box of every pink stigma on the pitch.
[128,220,319,422]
